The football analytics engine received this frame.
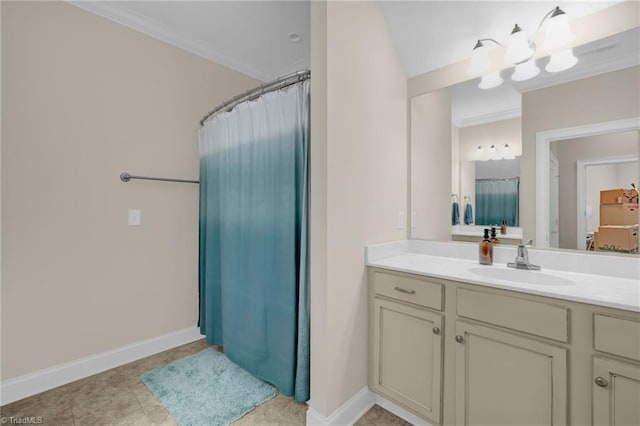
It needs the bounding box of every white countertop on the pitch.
[366,240,640,312]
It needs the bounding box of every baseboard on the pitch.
[373,394,433,426]
[306,387,433,426]
[0,326,203,405]
[306,387,375,426]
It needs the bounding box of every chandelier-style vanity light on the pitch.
[469,6,578,89]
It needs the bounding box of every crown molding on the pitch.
[455,107,522,128]
[67,1,271,81]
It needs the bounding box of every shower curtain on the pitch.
[475,178,519,227]
[198,80,310,402]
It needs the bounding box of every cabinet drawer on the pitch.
[456,288,569,342]
[373,271,442,311]
[594,314,640,361]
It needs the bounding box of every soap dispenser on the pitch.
[479,228,493,265]
[491,227,500,245]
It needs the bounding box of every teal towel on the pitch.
[452,202,460,225]
[464,203,473,225]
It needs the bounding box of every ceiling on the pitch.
[70,1,310,82]
[70,1,626,86]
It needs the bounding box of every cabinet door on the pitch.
[455,321,567,426]
[372,297,443,423]
[593,356,640,426]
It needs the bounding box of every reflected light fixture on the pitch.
[468,5,577,89]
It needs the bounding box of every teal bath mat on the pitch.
[141,348,277,426]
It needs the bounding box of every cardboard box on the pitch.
[600,188,639,205]
[600,204,639,226]
[595,225,639,254]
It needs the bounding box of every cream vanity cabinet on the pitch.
[368,269,445,424]
[368,267,640,426]
[592,315,640,425]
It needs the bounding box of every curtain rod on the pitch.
[120,172,199,184]
[199,69,310,126]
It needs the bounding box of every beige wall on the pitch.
[411,89,451,239]
[521,66,640,242]
[310,0,407,417]
[1,1,258,380]
[553,131,639,249]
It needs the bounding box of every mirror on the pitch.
[410,28,640,255]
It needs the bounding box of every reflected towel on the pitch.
[464,203,473,225]
[451,202,460,225]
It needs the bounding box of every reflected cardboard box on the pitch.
[600,188,639,205]
[600,204,639,226]
[594,225,639,254]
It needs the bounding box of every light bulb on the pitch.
[505,25,534,65]
[478,71,503,90]
[543,8,575,50]
[546,49,578,73]
[511,59,540,81]
[469,40,491,75]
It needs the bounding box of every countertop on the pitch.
[366,240,640,312]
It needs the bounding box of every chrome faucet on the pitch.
[507,240,541,271]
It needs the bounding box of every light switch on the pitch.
[411,211,417,229]
[397,211,405,230]
[128,209,141,226]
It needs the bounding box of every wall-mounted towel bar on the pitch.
[120,172,199,184]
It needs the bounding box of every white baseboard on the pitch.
[306,387,375,426]
[373,393,432,426]
[306,387,433,426]
[0,326,203,405]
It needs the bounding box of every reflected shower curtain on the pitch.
[475,178,519,227]
[198,80,310,402]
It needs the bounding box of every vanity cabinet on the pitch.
[592,314,640,426]
[454,321,567,426]
[369,270,444,424]
[367,266,640,426]
[593,356,640,426]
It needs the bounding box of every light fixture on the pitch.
[543,7,575,50]
[502,144,516,160]
[511,59,540,81]
[546,48,578,73]
[474,144,518,161]
[475,145,488,161]
[288,33,302,43]
[478,71,504,89]
[469,6,578,89]
[469,40,491,75]
[505,24,534,65]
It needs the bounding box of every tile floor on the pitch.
[0,340,407,425]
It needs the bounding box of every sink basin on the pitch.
[468,267,575,286]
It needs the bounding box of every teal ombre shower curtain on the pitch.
[198,80,310,402]
[475,178,519,226]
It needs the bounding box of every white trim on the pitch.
[67,1,271,81]
[306,388,433,426]
[0,326,203,405]
[373,394,433,426]
[576,155,638,250]
[456,107,521,128]
[306,387,374,426]
[535,117,640,248]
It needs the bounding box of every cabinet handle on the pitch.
[455,335,464,344]
[394,286,416,295]
[594,377,608,388]
[432,327,441,335]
